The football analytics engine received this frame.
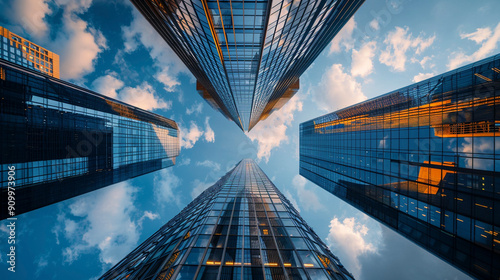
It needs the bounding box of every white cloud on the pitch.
[291,175,324,211]
[330,17,356,54]
[186,101,203,115]
[55,0,93,13]
[34,252,50,276]
[283,190,301,213]
[2,0,106,81]
[420,56,432,68]
[204,117,215,142]
[138,211,159,224]
[154,67,181,92]
[119,83,171,111]
[179,119,215,149]
[246,95,303,162]
[448,23,500,69]
[326,217,378,278]
[379,26,435,71]
[122,7,188,91]
[460,27,492,44]
[459,137,494,170]
[191,179,213,199]
[53,1,107,81]
[180,121,203,149]
[63,219,79,237]
[369,19,379,31]
[351,41,377,77]
[412,72,435,83]
[378,135,389,149]
[314,64,367,112]
[292,175,306,188]
[177,91,185,103]
[154,168,182,206]
[91,74,171,110]
[91,72,124,99]
[56,182,151,268]
[7,0,52,38]
[36,255,49,268]
[411,56,434,69]
[178,157,191,166]
[196,160,221,172]
[0,224,9,234]
[357,226,470,280]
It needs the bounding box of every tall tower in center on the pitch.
[130,0,364,131]
[101,159,353,280]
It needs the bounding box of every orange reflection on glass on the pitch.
[313,95,500,137]
[412,161,456,194]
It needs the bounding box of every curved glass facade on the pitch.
[0,59,180,219]
[300,54,500,279]
[101,159,353,280]
[130,0,364,131]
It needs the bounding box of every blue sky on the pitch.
[1,0,500,279]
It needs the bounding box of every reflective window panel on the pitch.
[300,54,500,280]
[130,0,364,131]
[100,159,354,280]
[0,59,180,218]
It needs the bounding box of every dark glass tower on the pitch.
[130,0,364,131]
[299,54,500,279]
[101,159,353,280]
[0,59,180,219]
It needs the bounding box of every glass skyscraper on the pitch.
[0,58,180,219]
[0,26,60,78]
[130,0,364,131]
[101,159,353,280]
[299,54,500,279]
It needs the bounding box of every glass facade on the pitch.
[299,54,500,279]
[0,26,60,78]
[130,0,364,131]
[0,58,180,219]
[101,159,353,280]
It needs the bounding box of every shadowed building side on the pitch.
[0,59,180,219]
[130,0,365,131]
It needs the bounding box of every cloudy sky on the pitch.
[1,0,499,279]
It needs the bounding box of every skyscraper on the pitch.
[299,54,500,279]
[0,26,60,78]
[0,58,180,219]
[130,0,364,131]
[101,159,353,280]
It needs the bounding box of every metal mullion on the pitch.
[189,0,241,121]
[247,173,267,278]
[136,0,234,120]
[283,0,363,96]
[228,0,240,80]
[265,169,314,280]
[247,0,273,128]
[166,188,226,279]
[261,174,290,279]
[199,0,243,127]
[215,187,239,279]
[255,0,353,125]
[150,197,215,279]
[190,190,228,279]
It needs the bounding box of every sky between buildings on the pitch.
[1,0,499,279]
